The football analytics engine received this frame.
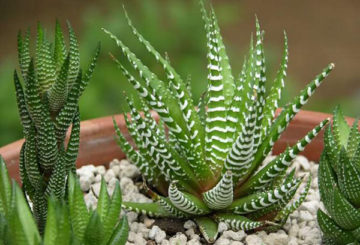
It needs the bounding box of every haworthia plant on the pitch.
[106,1,333,243]
[0,156,129,245]
[14,21,100,232]
[317,107,360,245]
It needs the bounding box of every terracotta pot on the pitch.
[0,109,355,183]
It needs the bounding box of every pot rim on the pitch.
[0,109,355,183]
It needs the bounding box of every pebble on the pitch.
[245,235,263,245]
[184,220,196,230]
[83,156,323,245]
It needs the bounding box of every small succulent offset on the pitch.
[14,21,100,231]
[0,156,128,245]
[105,2,333,242]
[317,107,360,245]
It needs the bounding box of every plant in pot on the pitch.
[14,21,99,230]
[0,20,129,244]
[104,1,334,243]
[317,107,360,245]
[0,156,129,245]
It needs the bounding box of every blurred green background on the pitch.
[0,0,359,146]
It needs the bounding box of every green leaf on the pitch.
[121,202,172,218]
[66,21,80,89]
[68,173,90,242]
[215,213,264,231]
[203,171,233,210]
[48,54,70,113]
[195,217,218,243]
[337,148,360,207]
[0,156,11,215]
[97,178,110,222]
[13,70,32,136]
[107,216,129,245]
[332,106,350,148]
[317,209,355,245]
[8,182,41,245]
[168,182,211,215]
[84,211,104,245]
[103,182,122,243]
[53,20,67,71]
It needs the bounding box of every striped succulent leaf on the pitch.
[0,160,128,245]
[14,21,99,232]
[109,1,332,242]
[318,107,360,245]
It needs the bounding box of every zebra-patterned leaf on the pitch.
[203,171,233,210]
[317,209,356,245]
[53,20,67,71]
[337,147,360,207]
[66,21,80,89]
[262,32,288,138]
[195,217,218,243]
[237,118,328,196]
[168,182,210,215]
[122,202,171,218]
[14,70,32,136]
[214,213,264,231]
[250,63,334,178]
[48,54,70,113]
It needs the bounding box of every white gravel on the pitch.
[77,155,323,245]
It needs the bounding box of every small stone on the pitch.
[300,201,319,215]
[126,212,138,223]
[288,237,298,245]
[127,231,136,242]
[94,174,102,183]
[91,182,101,197]
[184,220,196,230]
[222,230,245,241]
[144,217,155,228]
[214,238,230,245]
[230,242,243,245]
[130,222,139,232]
[299,210,314,222]
[218,222,228,233]
[263,232,289,245]
[149,225,161,239]
[112,165,121,177]
[155,230,167,243]
[245,235,263,245]
[169,233,187,245]
[104,169,115,182]
[109,159,121,169]
[79,176,91,192]
[288,223,299,237]
[296,155,311,171]
[119,161,140,178]
[187,238,202,245]
[133,233,146,244]
[95,165,106,176]
[161,240,170,245]
[84,192,97,209]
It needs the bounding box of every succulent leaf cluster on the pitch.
[317,107,360,245]
[14,21,100,230]
[106,2,333,243]
[0,156,128,245]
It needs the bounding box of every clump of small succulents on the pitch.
[106,1,333,242]
[14,21,99,230]
[0,156,129,245]
[317,107,360,245]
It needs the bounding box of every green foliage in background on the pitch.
[14,21,99,232]
[110,1,333,242]
[317,107,360,245]
[0,156,128,245]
